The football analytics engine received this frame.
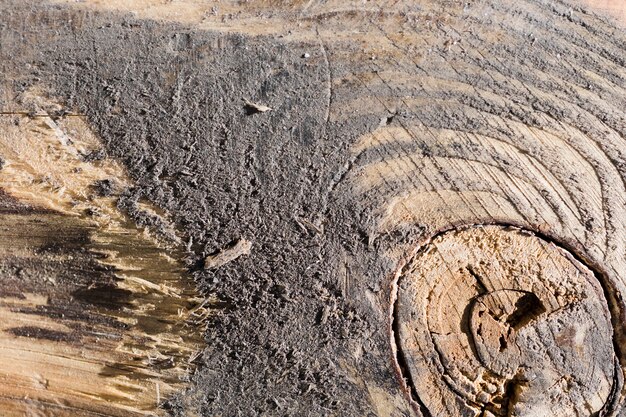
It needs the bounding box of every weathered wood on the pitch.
[395,226,618,416]
[0,0,625,416]
[584,0,626,23]
[0,93,208,416]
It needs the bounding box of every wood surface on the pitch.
[395,226,617,416]
[0,0,625,416]
[584,0,626,23]
[0,93,208,416]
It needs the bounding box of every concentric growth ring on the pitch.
[393,225,621,417]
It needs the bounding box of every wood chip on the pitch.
[204,239,252,269]
[243,99,272,114]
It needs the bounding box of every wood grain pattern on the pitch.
[333,3,626,412]
[584,0,626,24]
[0,0,625,416]
[0,92,208,416]
[394,226,618,416]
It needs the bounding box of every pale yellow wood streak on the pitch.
[352,126,415,155]
[0,90,123,206]
[46,0,420,37]
[0,91,208,416]
[377,190,524,234]
[47,0,626,33]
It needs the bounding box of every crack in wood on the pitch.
[391,224,623,417]
[391,293,433,417]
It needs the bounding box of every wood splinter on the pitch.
[204,239,252,270]
[0,92,211,417]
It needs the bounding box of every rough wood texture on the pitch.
[0,0,625,416]
[395,226,618,416]
[0,93,208,416]
[584,0,626,23]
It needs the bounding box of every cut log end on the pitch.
[393,225,621,417]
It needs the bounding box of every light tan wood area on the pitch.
[585,0,626,23]
[394,225,618,416]
[0,92,209,416]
